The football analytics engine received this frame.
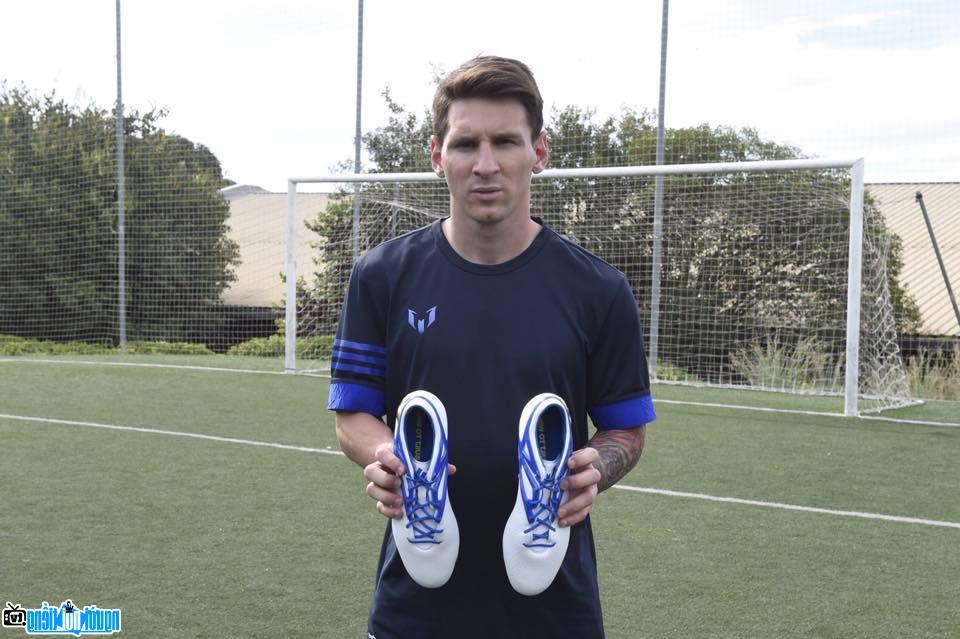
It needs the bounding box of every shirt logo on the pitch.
[407,306,437,334]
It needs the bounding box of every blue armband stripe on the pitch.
[333,338,387,355]
[332,349,385,367]
[327,381,386,417]
[589,394,656,429]
[331,361,386,378]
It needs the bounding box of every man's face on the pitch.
[431,97,548,226]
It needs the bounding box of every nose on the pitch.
[472,141,500,177]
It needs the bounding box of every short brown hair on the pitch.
[432,56,544,144]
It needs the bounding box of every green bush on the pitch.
[729,336,843,392]
[125,341,214,355]
[226,334,334,360]
[0,335,215,356]
[906,345,960,400]
[655,360,701,383]
[0,334,113,356]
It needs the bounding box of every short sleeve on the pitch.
[326,259,387,417]
[586,277,656,429]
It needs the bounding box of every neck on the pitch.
[442,212,541,265]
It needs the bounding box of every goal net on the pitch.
[287,159,914,416]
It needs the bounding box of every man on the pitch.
[329,55,654,638]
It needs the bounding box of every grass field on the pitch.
[1,355,958,638]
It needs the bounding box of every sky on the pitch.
[2,0,959,191]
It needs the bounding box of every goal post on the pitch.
[286,158,915,416]
[844,159,865,417]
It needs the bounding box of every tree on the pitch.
[363,88,434,174]
[538,107,920,378]
[299,96,919,380]
[298,89,439,336]
[0,85,238,343]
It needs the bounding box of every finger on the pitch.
[375,445,406,477]
[558,485,598,519]
[367,481,404,520]
[567,447,599,470]
[558,486,597,527]
[376,499,404,520]
[558,502,593,528]
[561,466,601,491]
[448,463,457,476]
[363,463,402,490]
[366,481,402,507]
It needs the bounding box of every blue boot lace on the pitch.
[400,453,448,545]
[519,445,567,548]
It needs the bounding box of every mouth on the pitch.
[471,186,502,197]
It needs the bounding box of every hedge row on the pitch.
[0,334,333,359]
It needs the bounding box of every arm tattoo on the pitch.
[587,426,645,493]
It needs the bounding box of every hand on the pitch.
[363,442,457,519]
[557,447,601,527]
[363,442,405,519]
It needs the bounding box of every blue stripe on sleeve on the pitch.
[327,381,386,417]
[589,394,656,429]
[331,361,386,378]
[332,348,385,367]
[333,338,387,355]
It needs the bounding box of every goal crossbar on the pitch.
[289,157,862,184]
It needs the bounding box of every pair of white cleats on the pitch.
[391,390,573,596]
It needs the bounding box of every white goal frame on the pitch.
[286,158,880,417]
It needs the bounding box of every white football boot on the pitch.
[502,393,574,596]
[391,390,459,588]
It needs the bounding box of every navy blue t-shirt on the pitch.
[328,218,655,639]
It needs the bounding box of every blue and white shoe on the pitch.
[391,390,459,588]
[502,393,574,596]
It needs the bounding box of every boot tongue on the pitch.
[412,457,431,473]
[540,456,558,478]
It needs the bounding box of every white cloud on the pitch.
[2,0,957,187]
[664,5,959,181]
[822,9,912,29]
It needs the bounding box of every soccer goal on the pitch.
[285,159,915,416]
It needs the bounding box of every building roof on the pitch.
[867,182,960,337]
[221,190,329,308]
[220,184,269,200]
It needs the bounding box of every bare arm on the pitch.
[587,424,646,492]
[335,410,405,519]
[558,424,646,527]
[335,410,394,468]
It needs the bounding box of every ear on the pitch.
[532,131,549,174]
[429,136,444,177]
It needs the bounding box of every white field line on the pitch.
[655,398,960,428]
[0,413,343,456]
[0,357,288,375]
[2,411,958,531]
[612,485,960,530]
[0,356,335,378]
[858,414,960,428]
